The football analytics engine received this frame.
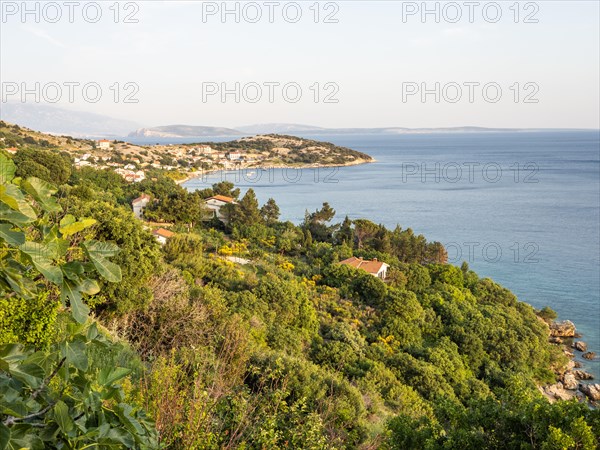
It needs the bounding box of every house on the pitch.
[204,195,235,222]
[339,257,389,280]
[153,228,175,245]
[5,147,18,154]
[227,152,242,161]
[133,170,146,182]
[97,139,111,150]
[131,194,151,219]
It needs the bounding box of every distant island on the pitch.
[2,104,593,139]
[129,125,244,139]
[131,123,566,139]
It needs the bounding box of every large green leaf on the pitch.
[61,339,88,372]
[61,262,85,281]
[61,281,89,324]
[98,367,131,387]
[78,279,100,295]
[3,426,44,450]
[21,178,61,213]
[0,154,15,184]
[0,264,36,299]
[0,184,37,219]
[81,241,122,283]
[59,218,97,237]
[0,203,33,227]
[0,224,25,246]
[54,401,75,434]
[19,242,63,285]
[8,363,45,389]
[59,214,76,228]
[0,422,9,450]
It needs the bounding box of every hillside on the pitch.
[0,102,141,137]
[0,126,599,449]
[0,122,374,185]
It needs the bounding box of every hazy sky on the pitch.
[1,1,599,128]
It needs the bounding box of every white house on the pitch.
[204,195,235,222]
[339,257,389,280]
[152,227,175,245]
[227,152,242,161]
[97,139,111,150]
[131,194,151,219]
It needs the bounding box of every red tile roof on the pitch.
[339,257,388,275]
[153,228,175,238]
[132,194,151,204]
[206,195,234,204]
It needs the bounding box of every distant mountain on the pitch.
[282,126,530,135]
[236,123,325,134]
[235,124,540,136]
[128,125,244,138]
[0,103,141,138]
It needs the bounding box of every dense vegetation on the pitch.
[1,142,599,449]
[187,134,373,165]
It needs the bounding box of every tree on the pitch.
[303,203,338,243]
[212,181,240,199]
[352,272,387,305]
[0,325,158,449]
[0,154,156,447]
[353,219,379,249]
[260,198,280,225]
[311,202,336,223]
[1,154,121,324]
[145,191,206,229]
[236,188,262,226]
[13,148,72,185]
[336,216,354,245]
[65,199,161,314]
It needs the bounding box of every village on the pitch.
[0,122,373,188]
[70,138,251,184]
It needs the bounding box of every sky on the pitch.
[1,0,599,129]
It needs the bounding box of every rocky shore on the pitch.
[539,320,599,405]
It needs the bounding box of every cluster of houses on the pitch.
[85,140,254,184]
[132,193,236,245]
[132,193,235,221]
[131,193,388,280]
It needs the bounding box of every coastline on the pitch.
[175,157,375,186]
[541,319,599,406]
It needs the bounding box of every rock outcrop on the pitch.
[562,373,578,390]
[573,370,594,380]
[549,320,576,337]
[572,341,587,352]
[543,382,578,401]
[579,383,600,401]
[582,352,596,360]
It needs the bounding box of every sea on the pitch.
[166,131,599,379]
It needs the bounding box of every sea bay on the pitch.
[184,131,600,378]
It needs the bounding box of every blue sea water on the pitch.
[184,131,600,379]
